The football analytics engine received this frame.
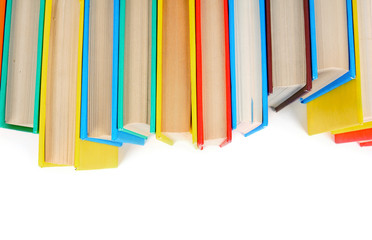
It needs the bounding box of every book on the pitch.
[306,0,362,135]
[229,0,268,136]
[196,0,231,149]
[0,0,44,133]
[39,0,118,170]
[332,0,372,143]
[113,0,156,142]
[156,0,197,145]
[80,0,145,146]
[266,0,313,112]
[301,0,356,103]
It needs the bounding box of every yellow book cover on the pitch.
[332,0,372,135]
[156,0,196,145]
[307,0,363,135]
[39,0,118,170]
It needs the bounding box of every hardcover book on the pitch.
[113,0,157,142]
[229,0,268,136]
[0,0,44,133]
[266,0,313,111]
[196,0,232,149]
[80,0,144,147]
[332,0,372,143]
[301,0,356,103]
[156,0,197,145]
[306,0,362,135]
[39,0,118,170]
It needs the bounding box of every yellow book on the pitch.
[39,0,118,170]
[156,0,196,145]
[332,0,372,135]
[189,0,197,146]
[307,0,363,135]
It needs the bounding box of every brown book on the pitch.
[266,0,312,112]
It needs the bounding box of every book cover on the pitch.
[0,0,44,133]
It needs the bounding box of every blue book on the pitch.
[301,0,355,103]
[81,0,145,147]
[229,0,268,137]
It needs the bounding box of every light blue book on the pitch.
[229,0,268,137]
[301,0,355,103]
[81,0,144,147]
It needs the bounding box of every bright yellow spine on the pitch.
[38,0,62,167]
[307,0,363,135]
[155,0,173,145]
[189,0,197,147]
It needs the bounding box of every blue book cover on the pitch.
[301,0,355,104]
[81,0,144,147]
[229,0,268,137]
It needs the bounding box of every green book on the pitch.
[115,0,157,140]
[0,0,45,133]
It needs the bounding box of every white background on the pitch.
[0,102,371,240]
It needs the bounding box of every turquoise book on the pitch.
[0,0,45,133]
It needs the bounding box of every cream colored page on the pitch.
[270,0,306,88]
[358,0,372,121]
[315,0,348,71]
[235,0,262,126]
[201,0,226,141]
[45,0,80,165]
[123,0,150,128]
[87,0,113,139]
[162,0,190,133]
[5,0,40,127]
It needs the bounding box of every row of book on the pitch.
[0,0,369,170]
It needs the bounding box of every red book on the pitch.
[196,0,232,149]
[334,128,372,144]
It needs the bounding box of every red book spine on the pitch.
[195,0,204,149]
[221,0,232,147]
